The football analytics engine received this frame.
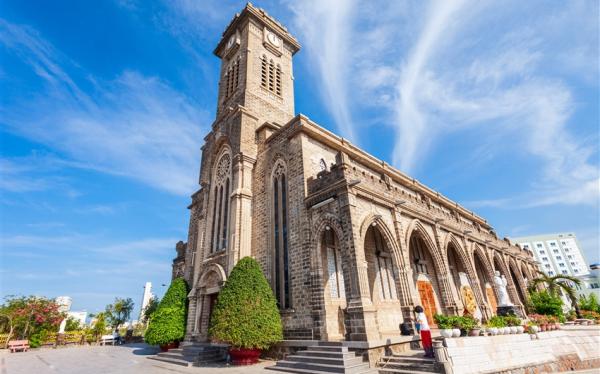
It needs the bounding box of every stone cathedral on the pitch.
[172,4,537,346]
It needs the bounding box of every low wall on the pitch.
[437,326,600,374]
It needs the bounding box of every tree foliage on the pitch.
[142,297,160,324]
[65,316,81,331]
[529,290,563,316]
[209,257,282,350]
[579,293,600,313]
[145,278,188,346]
[105,297,134,329]
[0,296,65,342]
[529,272,581,316]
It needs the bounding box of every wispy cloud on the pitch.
[0,19,208,196]
[288,0,599,208]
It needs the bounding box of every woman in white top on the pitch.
[414,305,434,358]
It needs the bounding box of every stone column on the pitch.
[432,225,458,315]
[228,153,255,272]
[391,209,416,321]
[338,188,380,342]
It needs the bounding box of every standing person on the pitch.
[414,306,434,358]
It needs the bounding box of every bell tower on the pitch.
[213,3,300,126]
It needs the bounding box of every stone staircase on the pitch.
[266,342,377,374]
[377,350,442,374]
[148,342,228,367]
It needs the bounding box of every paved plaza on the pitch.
[0,344,274,374]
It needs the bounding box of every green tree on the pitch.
[0,296,65,341]
[145,278,188,346]
[209,257,282,350]
[529,272,582,317]
[142,297,159,324]
[105,298,134,330]
[90,312,107,341]
[529,290,563,316]
[64,316,81,331]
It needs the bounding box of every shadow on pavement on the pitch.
[123,343,160,356]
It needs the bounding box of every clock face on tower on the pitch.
[267,32,281,47]
[226,35,236,49]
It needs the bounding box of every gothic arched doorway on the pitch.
[474,249,497,314]
[447,242,477,316]
[409,230,443,327]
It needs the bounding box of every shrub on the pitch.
[209,257,282,350]
[145,278,188,346]
[581,310,600,321]
[487,316,506,328]
[529,291,563,316]
[579,294,600,313]
[504,316,521,326]
[434,314,451,329]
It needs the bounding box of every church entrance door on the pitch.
[417,280,437,327]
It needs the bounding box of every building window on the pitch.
[562,270,568,275]
[574,269,579,273]
[559,263,565,267]
[539,250,545,254]
[210,153,231,252]
[224,58,240,98]
[542,257,549,261]
[550,242,556,247]
[556,256,562,260]
[374,229,397,300]
[536,244,543,248]
[545,264,551,269]
[260,56,282,96]
[548,271,554,275]
[272,161,290,309]
[568,255,573,259]
[570,261,576,266]
[324,230,345,299]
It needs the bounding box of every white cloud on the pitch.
[0,19,208,196]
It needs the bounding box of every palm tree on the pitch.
[529,271,582,318]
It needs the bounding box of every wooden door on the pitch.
[417,280,437,327]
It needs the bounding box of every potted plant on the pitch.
[458,315,479,336]
[209,257,282,365]
[547,315,558,330]
[488,316,506,335]
[504,316,521,334]
[449,316,461,337]
[145,278,188,351]
[434,314,453,338]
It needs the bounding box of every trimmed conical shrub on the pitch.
[145,277,188,346]
[209,257,283,349]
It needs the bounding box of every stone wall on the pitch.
[438,326,600,374]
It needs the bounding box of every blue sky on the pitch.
[1,0,598,317]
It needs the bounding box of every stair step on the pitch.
[275,360,371,374]
[378,370,439,374]
[286,354,363,366]
[147,356,193,367]
[307,346,349,353]
[267,366,378,374]
[381,357,435,365]
[296,350,356,359]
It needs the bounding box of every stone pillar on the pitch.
[432,225,458,315]
[391,209,416,321]
[228,153,255,272]
[184,290,198,342]
[338,188,380,342]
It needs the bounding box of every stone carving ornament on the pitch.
[215,154,231,184]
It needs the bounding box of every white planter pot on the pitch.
[516,326,524,334]
[499,327,507,334]
[489,327,498,335]
[441,329,453,338]
[510,326,518,334]
[530,325,539,333]
[452,328,461,337]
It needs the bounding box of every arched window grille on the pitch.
[272,161,290,308]
[275,64,282,95]
[210,153,231,252]
[268,60,275,92]
[261,55,268,89]
[411,234,429,274]
[224,59,240,99]
[374,229,397,300]
[324,229,345,299]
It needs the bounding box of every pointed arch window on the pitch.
[374,228,397,300]
[324,229,345,299]
[210,153,231,253]
[272,161,290,308]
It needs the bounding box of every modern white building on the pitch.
[139,282,154,321]
[67,310,88,326]
[511,232,590,278]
